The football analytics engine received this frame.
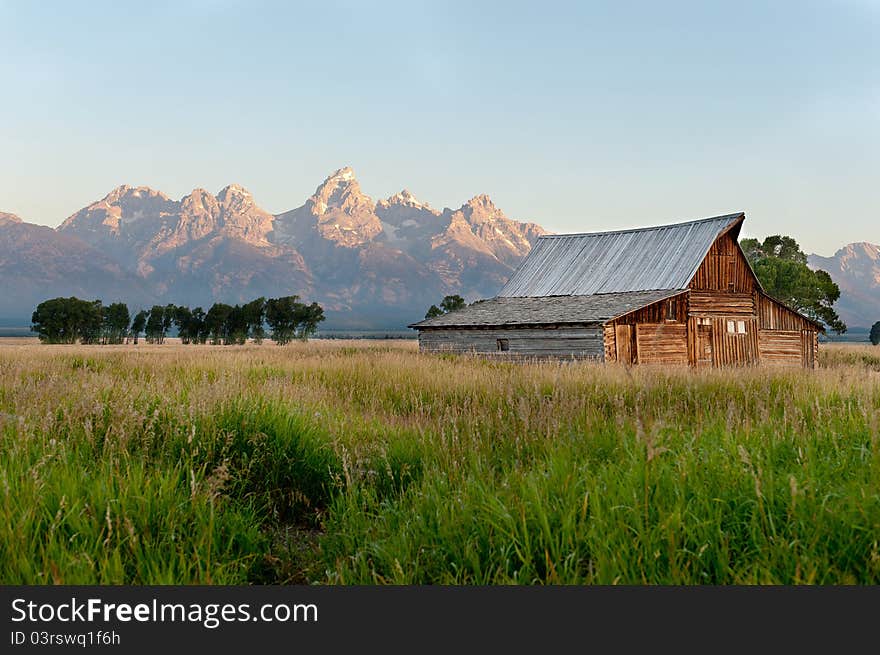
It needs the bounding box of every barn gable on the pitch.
[688,225,761,294]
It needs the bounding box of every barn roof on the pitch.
[498,213,745,297]
[409,290,684,328]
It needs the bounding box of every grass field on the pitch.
[1,339,879,584]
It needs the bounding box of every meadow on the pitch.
[1,339,879,584]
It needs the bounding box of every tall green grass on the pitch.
[0,341,878,583]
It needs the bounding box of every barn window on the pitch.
[665,298,677,321]
[727,320,747,335]
[496,338,509,352]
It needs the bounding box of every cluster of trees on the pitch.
[32,296,324,346]
[740,235,846,334]
[424,294,467,319]
[871,322,880,346]
[29,297,131,345]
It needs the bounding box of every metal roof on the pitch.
[409,290,685,328]
[498,213,744,297]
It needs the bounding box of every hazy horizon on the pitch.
[2,0,877,257]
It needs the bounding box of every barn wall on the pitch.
[758,330,802,366]
[756,330,818,368]
[711,316,759,366]
[685,238,820,368]
[688,291,755,315]
[603,324,616,362]
[689,232,757,293]
[755,293,820,367]
[612,293,687,324]
[418,326,605,358]
[607,294,687,365]
[756,293,816,331]
[635,323,688,364]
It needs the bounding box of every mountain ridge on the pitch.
[808,242,880,329]
[3,167,546,328]
[4,168,873,330]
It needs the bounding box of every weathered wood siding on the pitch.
[758,330,802,365]
[685,241,819,367]
[635,323,688,364]
[711,316,759,366]
[689,232,757,293]
[757,329,818,368]
[755,293,820,367]
[418,326,605,358]
[614,324,634,364]
[807,331,818,369]
[687,317,714,367]
[688,291,755,315]
[603,324,616,362]
[757,293,816,331]
[606,293,687,364]
[612,293,687,324]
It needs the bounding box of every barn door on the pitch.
[696,322,713,367]
[615,324,635,364]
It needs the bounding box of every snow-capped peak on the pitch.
[379,188,431,211]
[327,166,356,182]
[101,185,170,205]
[219,183,253,200]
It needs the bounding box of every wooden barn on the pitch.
[409,213,823,367]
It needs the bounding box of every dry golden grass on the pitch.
[1,339,878,584]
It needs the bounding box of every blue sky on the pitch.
[1,0,876,255]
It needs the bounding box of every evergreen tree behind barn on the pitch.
[409,213,822,367]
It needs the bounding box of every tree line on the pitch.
[31,296,325,345]
[741,235,846,334]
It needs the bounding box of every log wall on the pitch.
[635,323,688,364]
[758,330,802,366]
[612,293,688,325]
[756,293,816,331]
[606,293,687,364]
[688,291,755,315]
[418,326,605,359]
[603,324,616,362]
[757,329,818,368]
[711,316,759,366]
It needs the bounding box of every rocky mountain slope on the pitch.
[808,242,880,329]
[0,212,154,318]
[2,168,545,328]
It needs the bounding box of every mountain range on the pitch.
[1,169,876,330]
[808,243,880,329]
[0,168,545,329]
